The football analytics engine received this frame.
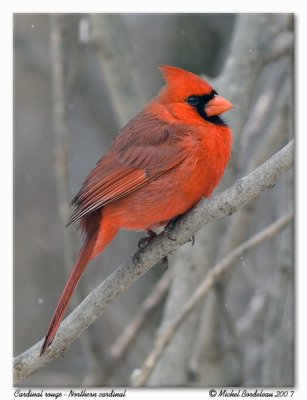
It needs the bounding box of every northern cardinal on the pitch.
[40,65,233,355]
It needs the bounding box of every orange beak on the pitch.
[205,95,234,117]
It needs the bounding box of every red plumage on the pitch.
[40,65,233,355]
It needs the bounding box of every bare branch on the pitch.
[131,211,293,386]
[13,140,294,384]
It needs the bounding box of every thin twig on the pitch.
[13,140,294,384]
[131,211,293,386]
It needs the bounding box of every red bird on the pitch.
[40,65,233,355]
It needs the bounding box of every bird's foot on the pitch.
[164,217,180,241]
[138,230,157,249]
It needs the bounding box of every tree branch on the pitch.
[13,140,294,384]
[131,211,293,386]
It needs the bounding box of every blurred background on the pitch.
[13,13,294,386]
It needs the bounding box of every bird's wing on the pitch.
[67,112,190,225]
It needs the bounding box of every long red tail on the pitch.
[40,234,96,356]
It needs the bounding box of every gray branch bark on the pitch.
[13,140,294,384]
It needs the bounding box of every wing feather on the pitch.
[68,112,190,225]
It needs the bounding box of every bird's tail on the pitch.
[40,233,97,356]
[40,208,120,356]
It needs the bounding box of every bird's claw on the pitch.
[187,235,195,246]
[164,228,176,241]
[164,218,179,241]
[138,237,149,249]
[132,252,141,265]
[138,230,157,249]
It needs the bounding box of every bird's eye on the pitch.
[187,96,200,106]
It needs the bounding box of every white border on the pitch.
[2,1,305,399]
